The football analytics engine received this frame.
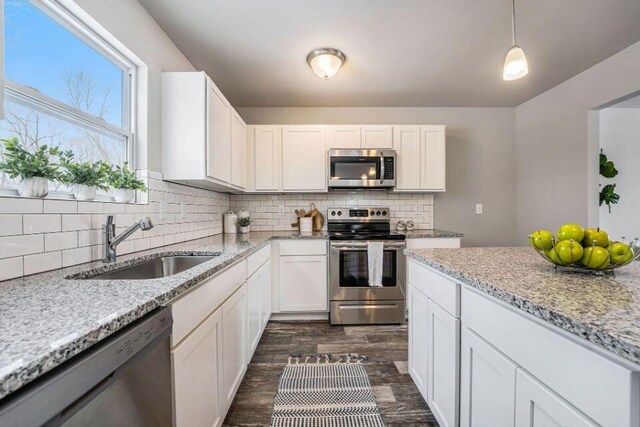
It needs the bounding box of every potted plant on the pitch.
[59,151,110,201]
[237,216,252,234]
[107,162,147,203]
[0,138,61,197]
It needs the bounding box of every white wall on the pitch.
[598,108,640,240]
[514,40,640,244]
[70,0,196,172]
[237,107,517,247]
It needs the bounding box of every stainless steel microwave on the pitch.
[328,149,396,188]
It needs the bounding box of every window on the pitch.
[0,0,134,191]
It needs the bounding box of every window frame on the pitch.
[2,0,137,169]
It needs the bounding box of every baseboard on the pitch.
[270,312,329,321]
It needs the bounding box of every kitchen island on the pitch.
[405,246,640,427]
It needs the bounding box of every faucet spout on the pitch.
[103,217,154,263]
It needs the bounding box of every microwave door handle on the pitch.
[379,152,385,184]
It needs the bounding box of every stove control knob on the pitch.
[376,211,381,216]
[337,211,342,216]
[382,211,387,216]
[331,211,336,216]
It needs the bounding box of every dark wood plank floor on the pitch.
[223,321,439,426]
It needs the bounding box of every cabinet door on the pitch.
[253,126,281,191]
[206,78,231,183]
[231,109,247,189]
[515,369,598,427]
[221,284,247,413]
[327,125,361,149]
[361,125,393,149]
[260,261,272,328]
[282,126,327,191]
[421,125,446,191]
[279,255,327,311]
[408,284,429,399]
[246,272,261,360]
[172,308,223,427]
[460,327,516,427]
[393,126,421,190]
[427,299,460,427]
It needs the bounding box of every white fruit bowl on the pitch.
[533,237,640,276]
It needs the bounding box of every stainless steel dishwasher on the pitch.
[0,307,173,427]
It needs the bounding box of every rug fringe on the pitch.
[287,353,369,365]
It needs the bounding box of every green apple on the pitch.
[545,247,563,265]
[557,224,585,242]
[555,240,584,265]
[581,246,611,270]
[608,242,634,265]
[583,228,610,248]
[529,230,554,251]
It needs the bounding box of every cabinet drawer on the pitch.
[462,287,639,427]
[171,260,246,347]
[279,240,327,256]
[407,260,459,317]
[247,244,270,278]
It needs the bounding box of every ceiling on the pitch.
[610,93,640,108]
[138,0,640,107]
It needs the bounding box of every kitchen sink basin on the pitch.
[86,255,218,280]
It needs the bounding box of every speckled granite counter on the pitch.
[400,229,463,238]
[0,231,325,400]
[405,247,640,365]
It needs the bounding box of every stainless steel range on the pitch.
[328,207,406,325]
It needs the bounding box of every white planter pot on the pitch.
[114,188,134,203]
[74,184,97,201]
[17,177,49,198]
[239,226,250,234]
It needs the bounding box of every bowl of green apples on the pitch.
[529,224,639,275]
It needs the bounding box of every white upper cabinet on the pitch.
[250,126,281,192]
[207,79,232,183]
[393,126,421,190]
[231,109,247,189]
[421,125,446,191]
[282,126,327,192]
[362,125,393,149]
[161,72,245,191]
[327,125,362,149]
[394,125,446,192]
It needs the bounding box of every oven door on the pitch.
[328,150,395,188]
[329,240,406,301]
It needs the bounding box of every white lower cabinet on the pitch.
[408,284,429,396]
[171,308,223,427]
[260,262,272,327]
[427,300,460,427]
[246,272,261,359]
[515,369,598,427]
[220,284,247,414]
[279,255,327,312]
[460,326,517,427]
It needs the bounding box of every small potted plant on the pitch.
[0,137,61,197]
[59,150,110,201]
[237,216,252,234]
[107,162,147,203]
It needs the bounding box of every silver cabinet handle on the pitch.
[379,152,385,184]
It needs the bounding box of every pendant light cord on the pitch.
[511,0,517,46]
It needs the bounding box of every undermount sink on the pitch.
[86,255,218,280]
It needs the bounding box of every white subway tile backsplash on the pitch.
[78,202,104,214]
[0,235,44,258]
[0,198,43,214]
[62,214,92,232]
[44,231,79,252]
[62,246,93,267]
[0,257,24,281]
[0,215,23,236]
[23,214,62,234]
[43,200,77,214]
[78,229,102,247]
[24,251,62,275]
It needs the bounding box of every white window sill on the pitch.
[0,188,148,205]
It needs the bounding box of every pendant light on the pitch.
[503,0,528,81]
[307,48,346,80]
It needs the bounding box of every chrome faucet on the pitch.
[103,215,154,262]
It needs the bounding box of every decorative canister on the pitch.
[299,217,313,233]
[224,211,238,234]
[396,220,406,231]
[406,220,415,231]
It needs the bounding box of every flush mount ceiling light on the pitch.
[503,0,529,81]
[306,48,346,80]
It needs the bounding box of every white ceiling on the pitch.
[138,0,640,107]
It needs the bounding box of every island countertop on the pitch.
[405,246,640,366]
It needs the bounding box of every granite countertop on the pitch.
[400,229,463,238]
[405,247,640,365]
[0,231,326,400]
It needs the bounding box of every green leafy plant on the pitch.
[107,162,147,191]
[59,150,110,190]
[237,216,252,227]
[0,137,61,180]
[599,149,620,213]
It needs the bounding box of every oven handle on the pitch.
[330,242,406,250]
[379,152,385,184]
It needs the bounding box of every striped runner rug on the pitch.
[271,354,385,427]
